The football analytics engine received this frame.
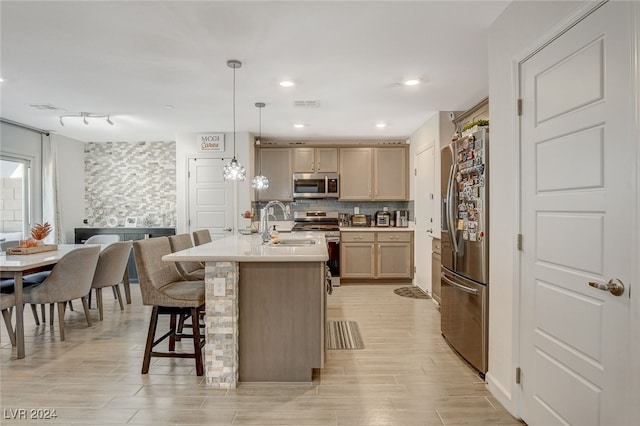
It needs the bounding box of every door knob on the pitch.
[588,278,625,296]
[427,228,433,233]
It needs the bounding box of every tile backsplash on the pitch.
[84,141,176,227]
[254,199,413,222]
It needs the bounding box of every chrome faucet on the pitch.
[260,201,288,242]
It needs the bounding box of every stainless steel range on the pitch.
[292,211,340,285]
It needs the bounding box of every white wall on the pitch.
[409,111,458,293]
[410,111,457,237]
[409,112,438,293]
[175,131,253,234]
[52,134,85,243]
[487,0,591,415]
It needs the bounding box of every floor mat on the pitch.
[326,320,364,349]
[393,286,431,299]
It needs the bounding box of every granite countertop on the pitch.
[162,231,328,263]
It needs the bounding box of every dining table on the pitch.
[0,244,92,359]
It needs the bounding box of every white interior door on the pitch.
[519,3,634,425]
[415,146,435,293]
[188,158,234,240]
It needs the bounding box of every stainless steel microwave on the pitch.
[292,173,339,199]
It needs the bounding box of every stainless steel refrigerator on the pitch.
[440,126,489,376]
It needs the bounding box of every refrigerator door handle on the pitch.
[446,163,459,255]
[442,274,479,295]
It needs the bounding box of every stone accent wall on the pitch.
[204,261,239,388]
[84,141,176,227]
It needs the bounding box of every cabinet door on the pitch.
[377,242,413,278]
[339,148,372,200]
[432,252,441,303]
[315,148,338,172]
[257,148,292,201]
[340,243,375,278]
[374,147,408,200]
[293,148,315,173]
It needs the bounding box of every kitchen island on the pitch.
[162,232,328,388]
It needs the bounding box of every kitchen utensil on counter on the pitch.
[375,210,391,227]
[350,214,369,227]
[394,210,409,227]
[338,213,351,227]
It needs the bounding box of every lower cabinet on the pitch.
[341,231,414,280]
[432,238,441,303]
[74,227,176,282]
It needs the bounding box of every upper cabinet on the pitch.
[256,148,293,201]
[339,146,408,201]
[338,148,373,200]
[374,147,408,201]
[293,147,338,173]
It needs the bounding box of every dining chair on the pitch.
[133,237,205,376]
[90,241,132,321]
[1,279,48,325]
[1,240,19,252]
[84,234,120,245]
[1,292,16,346]
[168,234,205,280]
[22,245,100,341]
[84,234,126,306]
[192,229,212,246]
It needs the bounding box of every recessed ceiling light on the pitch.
[280,81,295,87]
[0,77,4,83]
[293,123,305,128]
[376,123,387,129]
[404,79,420,86]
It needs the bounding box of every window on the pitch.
[1,156,31,245]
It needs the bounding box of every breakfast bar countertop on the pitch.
[162,231,328,263]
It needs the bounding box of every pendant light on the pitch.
[251,102,269,190]
[223,59,246,181]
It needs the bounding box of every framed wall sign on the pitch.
[125,216,138,227]
[198,133,225,152]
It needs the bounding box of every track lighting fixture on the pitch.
[58,112,115,126]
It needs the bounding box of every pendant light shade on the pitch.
[251,102,270,190]
[223,59,246,182]
[223,158,246,181]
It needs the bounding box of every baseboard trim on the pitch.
[486,371,520,419]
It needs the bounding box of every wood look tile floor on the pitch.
[0,284,523,425]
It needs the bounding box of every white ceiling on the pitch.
[0,1,509,143]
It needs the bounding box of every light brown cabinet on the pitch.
[377,232,413,278]
[239,261,325,382]
[340,232,375,278]
[340,231,414,280]
[338,148,372,200]
[432,238,441,303]
[374,147,408,200]
[256,148,293,201]
[293,147,338,173]
[338,147,408,201]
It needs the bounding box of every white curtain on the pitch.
[42,134,63,243]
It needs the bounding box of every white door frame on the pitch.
[511,1,640,421]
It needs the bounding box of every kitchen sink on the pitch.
[268,239,317,246]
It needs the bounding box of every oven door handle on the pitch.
[441,274,479,295]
